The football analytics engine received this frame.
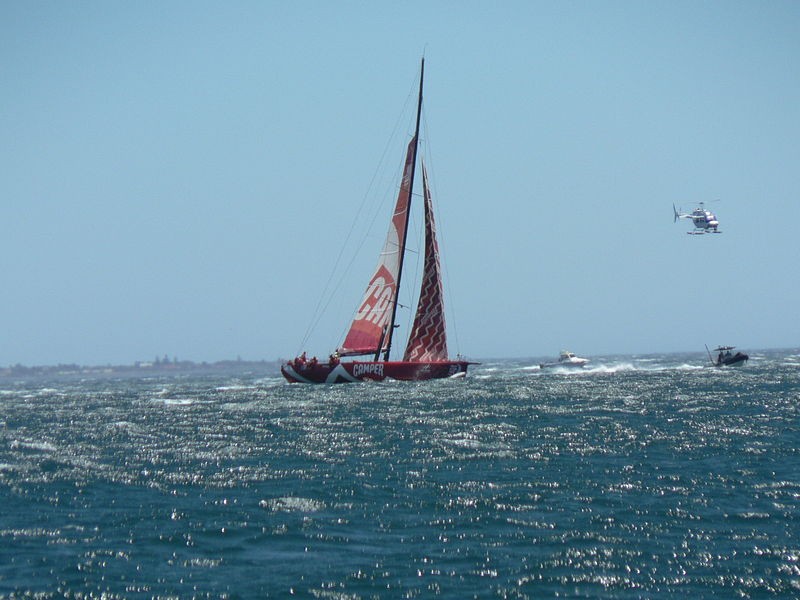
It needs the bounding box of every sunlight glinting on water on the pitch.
[1,351,798,597]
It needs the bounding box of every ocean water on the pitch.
[1,351,798,598]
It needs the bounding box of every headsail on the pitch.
[339,136,417,357]
[403,162,449,362]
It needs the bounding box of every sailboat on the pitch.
[281,59,474,384]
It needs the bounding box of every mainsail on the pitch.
[339,136,416,357]
[403,162,448,362]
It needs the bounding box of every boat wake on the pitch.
[578,361,707,374]
[507,359,710,377]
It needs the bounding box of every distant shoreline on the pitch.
[0,359,282,380]
[4,347,798,382]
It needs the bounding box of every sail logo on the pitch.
[354,267,395,330]
[352,362,384,378]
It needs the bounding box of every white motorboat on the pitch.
[539,351,589,369]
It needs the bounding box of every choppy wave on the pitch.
[1,350,798,597]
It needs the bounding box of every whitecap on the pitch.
[674,363,706,371]
[259,496,326,513]
[215,385,257,391]
[10,439,57,453]
[150,397,200,406]
[731,511,772,520]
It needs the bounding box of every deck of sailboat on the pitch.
[281,359,473,384]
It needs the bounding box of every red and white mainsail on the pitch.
[403,162,449,362]
[339,137,416,357]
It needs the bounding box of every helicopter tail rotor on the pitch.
[673,204,680,223]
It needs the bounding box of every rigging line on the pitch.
[328,79,424,351]
[300,179,392,354]
[297,75,420,354]
[330,131,416,344]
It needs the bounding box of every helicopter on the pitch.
[673,202,721,234]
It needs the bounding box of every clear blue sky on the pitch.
[2,1,799,366]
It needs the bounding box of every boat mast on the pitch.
[383,57,424,362]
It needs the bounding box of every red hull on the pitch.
[281,360,472,384]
